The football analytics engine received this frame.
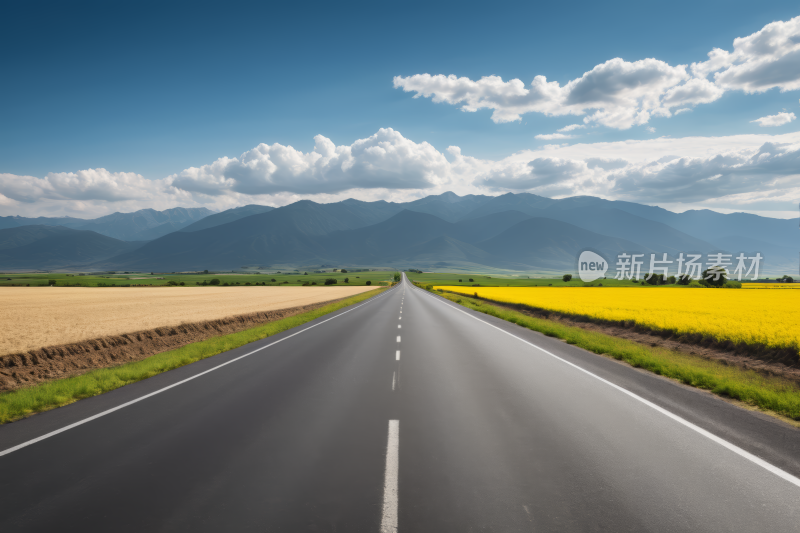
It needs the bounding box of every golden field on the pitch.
[437,286,800,353]
[0,286,375,355]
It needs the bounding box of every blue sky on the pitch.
[1,0,799,218]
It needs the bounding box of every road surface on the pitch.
[1,274,799,532]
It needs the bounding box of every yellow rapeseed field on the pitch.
[437,286,800,353]
[0,286,375,355]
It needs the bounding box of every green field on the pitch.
[0,270,397,287]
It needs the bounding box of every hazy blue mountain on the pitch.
[0,207,215,241]
[0,226,144,269]
[476,218,650,271]
[398,191,493,222]
[0,215,86,230]
[0,225,80,250]
[181,205,275,232]
[77,207,214,240]
[459,192,556,219]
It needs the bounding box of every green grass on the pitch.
[420,285,800,421]
[0,270,396,287]
[0,288,386,424]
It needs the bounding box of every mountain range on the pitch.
[0,192,797,274]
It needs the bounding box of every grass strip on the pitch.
[428,287,800,421]
[0,288,386,424]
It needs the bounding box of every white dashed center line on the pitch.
[396,336,401,342]
[396,350,400,360]
[380,420,400,533]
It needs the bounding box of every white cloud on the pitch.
[534,133,575,140]
[751,111,796,127]
[172,128,451,196]
[674,108,692,115]
[394,16,800,129]
[3,130,800,218]
[558,124,586,132]
[646,127,656,133]
[394,57,706,129]
[692,16,800,93]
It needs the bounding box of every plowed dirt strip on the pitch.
[1,286,374,356]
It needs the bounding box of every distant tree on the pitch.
[168,280,178,286]
[210,279,221,285]
[702,267,727,287]
[223,282,229,286]
[179,281,185,286]
[780,275,795,283]
[469,278,474,282]
[458,279,462,282]
[366,280,372,286]
[341,269,348,273]
[311,281,318,285]
[304,272,308,275]
[393,272,401,282]
[325,278,338,285]
[344,278,349,283]
[48,279,56,286]
[667,275,677,284]
[271,278,276,282]
[204,270,208,274]
[562,274,572,282]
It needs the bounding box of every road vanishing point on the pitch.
[1,274,799,532]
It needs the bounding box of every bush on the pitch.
[469,278,474,282]
[562,274,572,282]
[271,278,276,282]
[311,282,318,285]
[780,275,795,283]
[344,278,349,283]
[48,280,56,286]
[223,282,229,286]
[341,269,348,273]
[210,279,221,285]
[393,272,401,282]
[667,275,676,284]
[302,281,310,286]
[180,281,185,286]
[325,278,337,285]
[366,280,372,286]
[167,280,178,286]
[458,279,462,282]
[701,267,727,288]
[245,282,251,285]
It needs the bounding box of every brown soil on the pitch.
[0,297,347,392]
[479,298,800,385]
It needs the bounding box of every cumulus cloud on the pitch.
[394,16,800,129]
[535,133,575,140]
[3,129,799,218]
[674,108,693,115]
[692,16,800,93]
[751,111,796,127]
[558,124,586,132]
[172,128,450,196]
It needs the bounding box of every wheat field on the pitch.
[437,286,800,353]
[1,286,375,355]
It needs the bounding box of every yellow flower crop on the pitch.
[436,286,800,353]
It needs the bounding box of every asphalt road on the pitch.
[1,273,799,532]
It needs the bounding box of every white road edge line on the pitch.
[410,284,800,489]
[380,419,400,533]
[0,287,398,458]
